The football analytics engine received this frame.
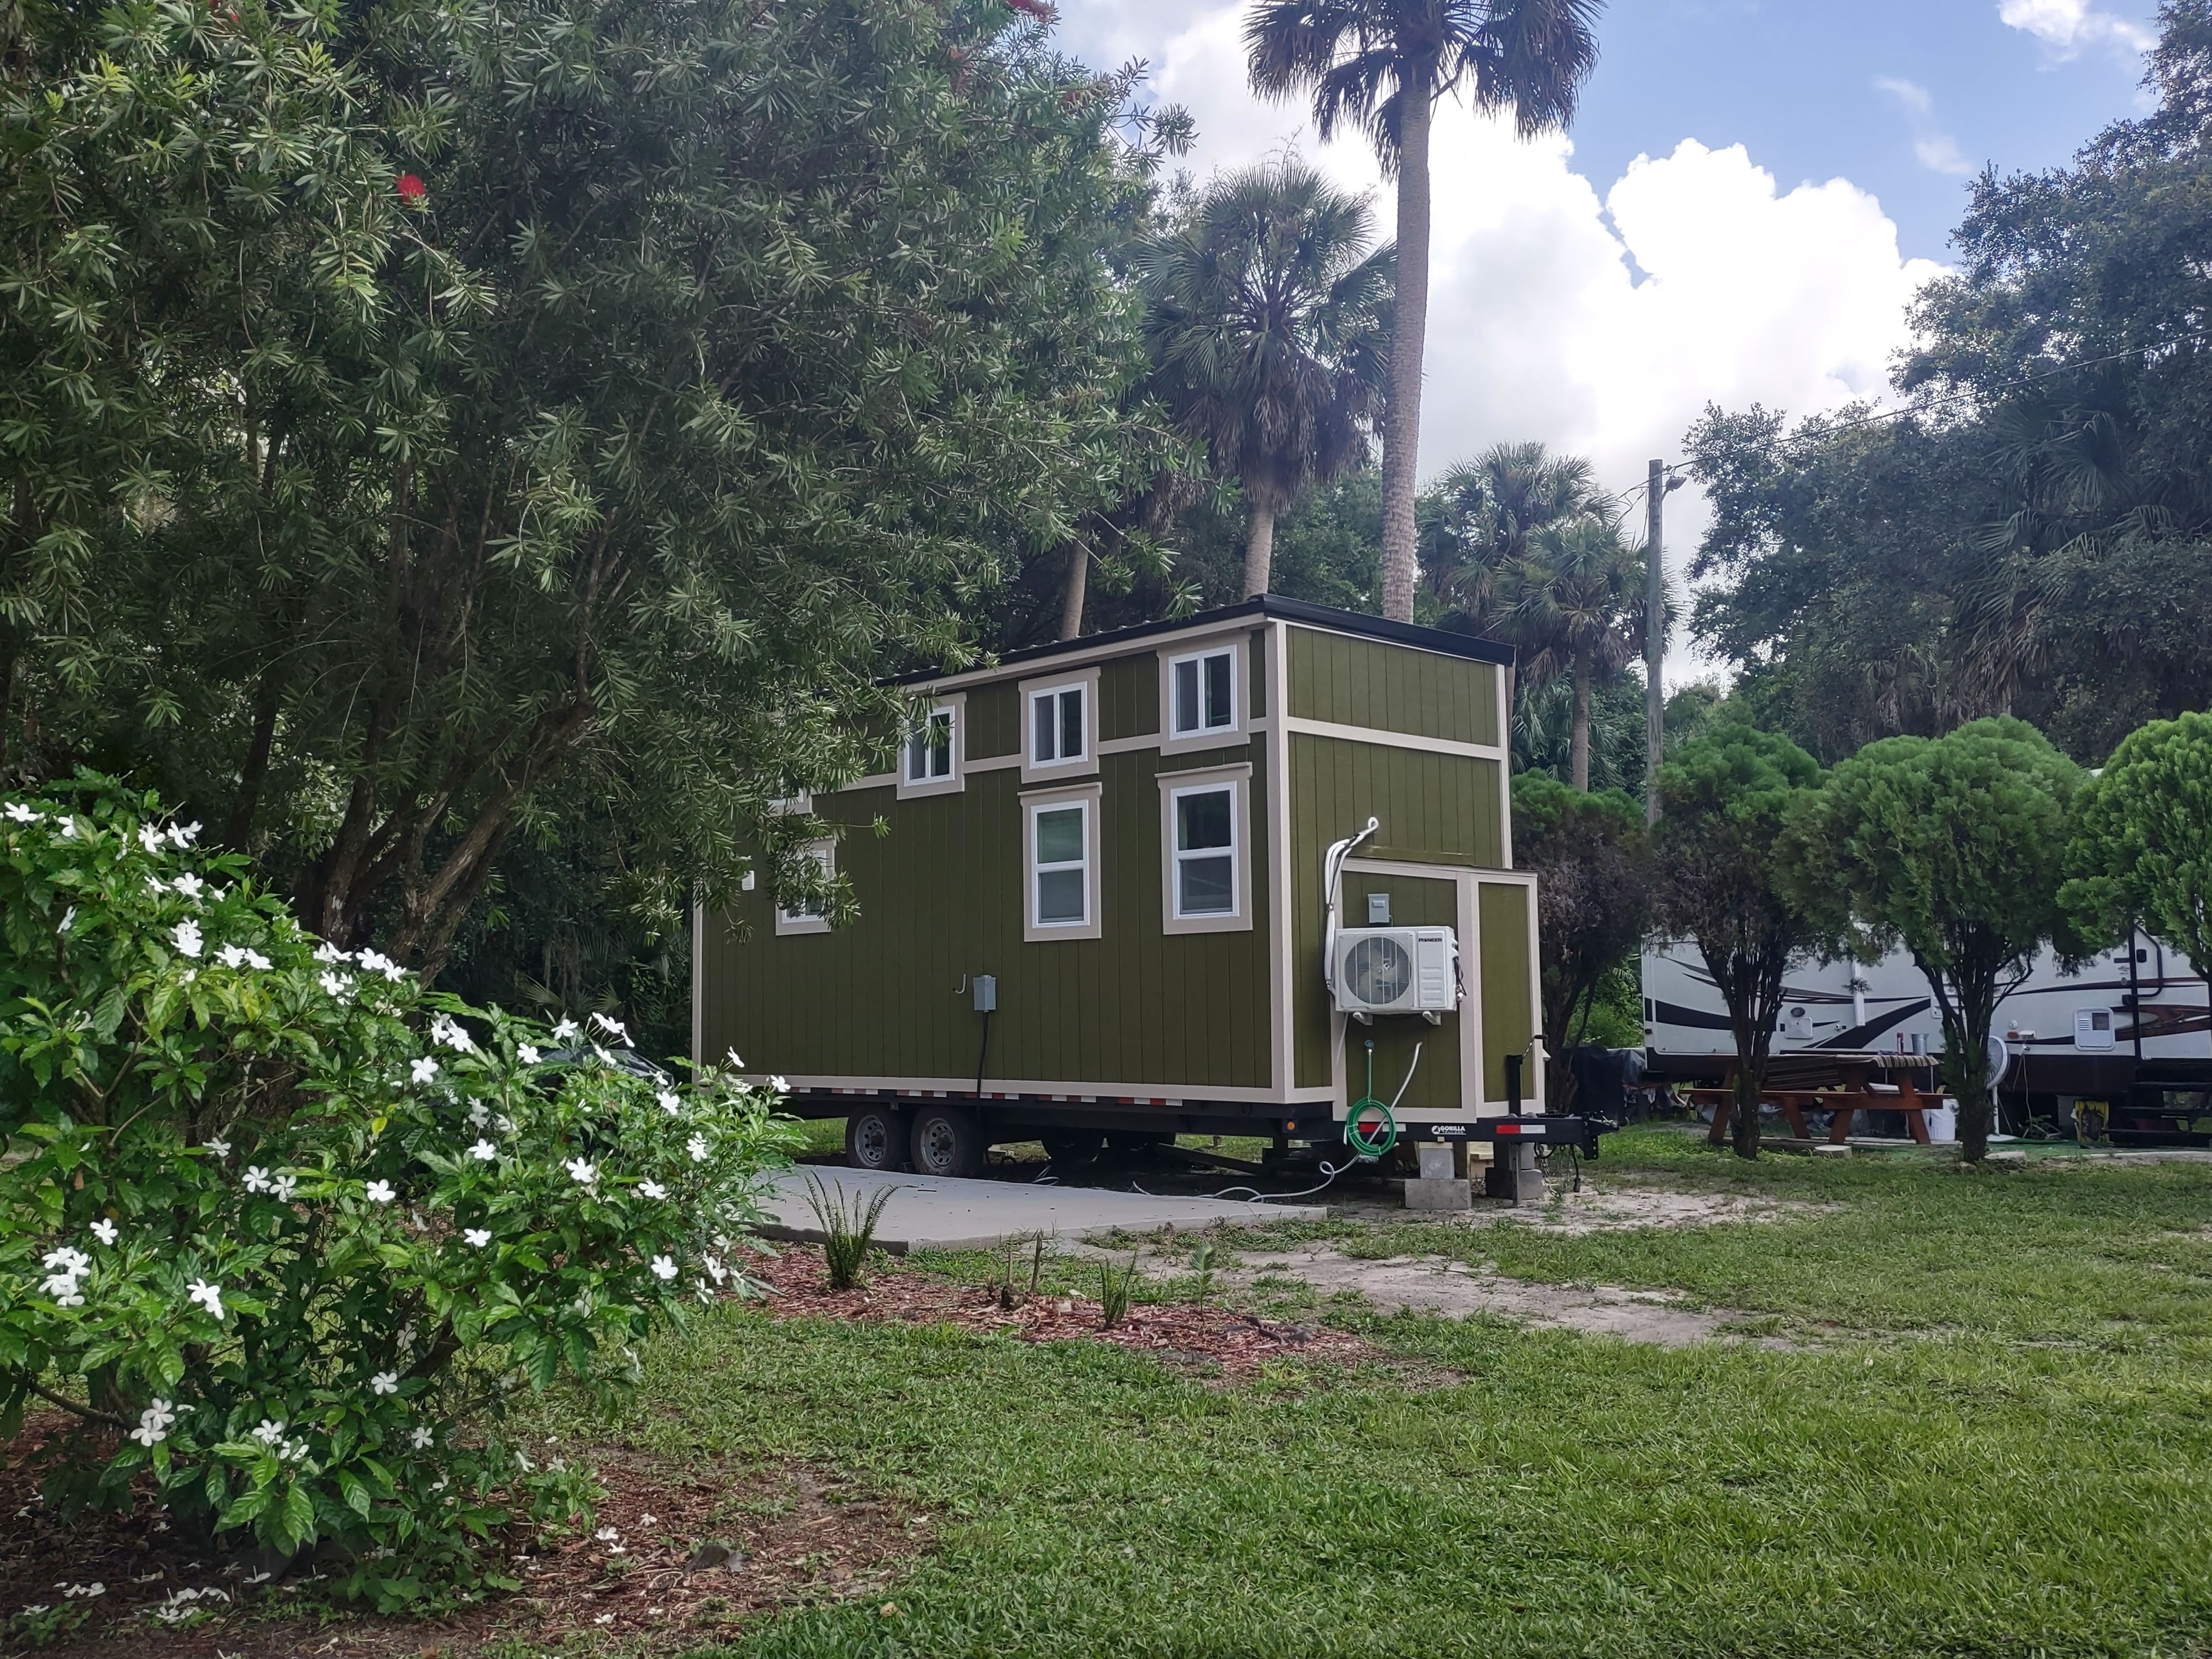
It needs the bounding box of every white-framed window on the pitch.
[896,700,962,799]
[774,839,835,936]
[1156,764,1251,935]
[1030,681,1087,768]
[1023,784,1102,941]
[1168,646,1236,739]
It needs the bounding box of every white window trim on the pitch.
[1157,764,1253,935]
[1160,637,1245,754]
[895,693,965,800]
[768,789,813,815]
[1023,782,1103,942]
[1019,665,1100,783]
[774,839,836,936]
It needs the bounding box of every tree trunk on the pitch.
[1731,1037,1764,1160]
[1058,540,1088,641]
[1243,502,1277,599]
[1378,90,1433,625]
[1570,643,1592,791]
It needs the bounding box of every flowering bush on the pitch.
[0,778,797,1606]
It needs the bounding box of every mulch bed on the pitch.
[1,1426,922,1657]
[744,1240,1379,1381]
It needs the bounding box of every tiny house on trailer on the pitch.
[692,596,1550,1177]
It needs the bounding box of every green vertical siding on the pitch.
[967,684,1018,759]
[1287,626,1500,746]
[1099,654,1157,740]
[1339,873,1462,1112]
[1478,881,1535,1104]
[700,742,1272,1092]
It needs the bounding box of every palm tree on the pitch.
[1141,158,1394,597]
[1498,515,1641,791]
[1248,0,1604,623]
[1421,439,1609,619]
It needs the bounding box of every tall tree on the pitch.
[2062,710,2212,1005]
[1496,516,1643,790]
[1247,0,1604,623]
[2,0,1173,975]
[1652,724,1827,1160]
[1790,718,2084,1164]
[1421,439,1609,618]
[1140,158,1393,598]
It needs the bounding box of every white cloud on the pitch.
[1875,77,1978,176]
[1060,0,1946,683]
[1997,0,2154,58]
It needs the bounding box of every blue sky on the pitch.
[1567,0,2158,263]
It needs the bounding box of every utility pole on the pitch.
[1644,459,1666,827]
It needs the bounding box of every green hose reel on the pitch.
[1345,1039,1398,1158]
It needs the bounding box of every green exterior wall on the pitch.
[1478,880,1536,1104]
[1287,625,1499,746]
[1342,873,1462,1113]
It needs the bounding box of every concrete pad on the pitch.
[761,1165,1328,1254]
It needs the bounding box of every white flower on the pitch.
[552,1018,581,1041]
[243,948,270,970]
[41,1270,82,1298]
[463,1228,492,1248]
[595,1527,620,1542]
[284,1439,308,1462]
[363,1180,395,1204]
[517,1044,541,1066]
[638,1180,667,1200]
[312,940,349,963]
[128,1410,167,1448]
[186,1279,225,1321]
[43,1246,89,1275]
[144,1397,176,1428]
[216,944,248,968]
[467,1100,491,1128]
[411,1426,434,1449]
[359,950,406,981]
[171,873,204,900]
[589,1011,630,1045]
[58,817,76,838]
[204,1137,230,1159]
[318,971,351,999]
[591,1044,614,1066]
[410,1056,439,1085]
[242,1166,271,1193]
[3,802,35,823]
[703,1255,728,1285]
[431,1015,476,1053]
[769,1074,790,1093]
[90,1219,117,1246]
[725,1047,744,1068]
[57,906,74,935]
[270,1174,298,1202]
[172,921,203,959]
[656,1090,682,1116]
[649,1255,677,1281]
[252,1419,285,1444]
[468,1140,497,1162]
[687,1134,709,1164]
[565,1157,597,1186]
[369,1371,399,1396]
[169,822,200,847]
[138,823,163,854]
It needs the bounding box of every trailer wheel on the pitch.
[910,1105,987,1179]
[1041,1131,1103,1166]
[845,1104,909,1172]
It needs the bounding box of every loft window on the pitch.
[1030,682,1087,768]
[905,707,955,784]
[1170,648,1236,738]
[1170,782,1237,919]
[1030,799,1091,928]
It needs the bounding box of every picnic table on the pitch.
[1682,1053,1947,1146]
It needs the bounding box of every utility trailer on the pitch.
[693,597,1568,1183]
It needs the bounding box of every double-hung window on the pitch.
[1031,682,1087,769]
[1157,766,1250,933]
[905,707,954,785]
[1169,648,1236,739]
[774,839,836,935]
[1024,786,1100,940]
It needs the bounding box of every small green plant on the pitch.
[1098,1253,1139,1328]
[986,1230,1050,1310]
[803,1171,896,1291]
[1189,1239,1218,1310]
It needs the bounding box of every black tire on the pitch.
[1040,1130,1103,1166]
[845,1104,909,1172]
[909,1104,987,1178]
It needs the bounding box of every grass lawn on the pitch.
[561,1128,2212,1657]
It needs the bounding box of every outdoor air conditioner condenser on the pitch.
[1331,926,1461,1018]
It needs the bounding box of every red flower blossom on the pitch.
[396,173,427,203]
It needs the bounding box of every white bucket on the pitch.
[1925,1100,1958,1144]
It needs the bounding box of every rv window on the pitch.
[1030,684,1087,767]
[1031,801,1091,927]
[774,841,836,933]
[905,707,955,784]
[1169,648,1236,738]
[1171,784,1236,917]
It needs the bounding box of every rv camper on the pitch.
[1643,936,2212,1142]
[694,596,1557,1176]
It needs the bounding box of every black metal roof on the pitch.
[887,594,1514,687]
